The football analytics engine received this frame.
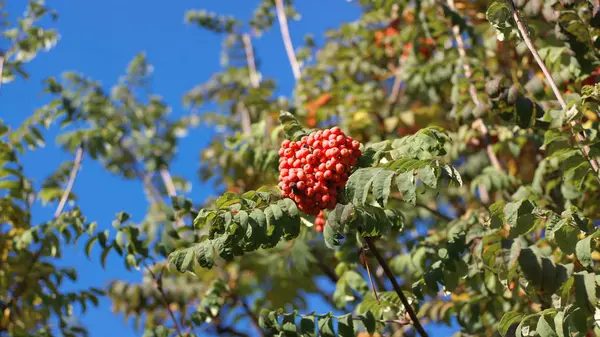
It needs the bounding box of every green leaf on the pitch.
[554,311,566,337]
[278,198,300,240]
[337,314,354,337]
[486,1,513,41]
[246,209,266,251]
[85,236,97,259]
[172,247,195,272]
[518,247,542,288]
[194,241,215,269]
[503,200,537,237]
[395,171,416,205]
[536,314,558,337]
[216,192,240,209]
[498,312,524,337]
[346,168,382,206]
[299,315,315,337]
[418,166,437,189]
[371,169,395,207]
[575,235,594,268]
[323,222,343,249]
[344,271,368,295]
[358,311,376,334]
[100,245,113,269]
[574,271,597,314]
[279,111,309,140]
[281,312,297,336]
[317,315,335,337]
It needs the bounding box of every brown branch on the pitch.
[144,262,184,337]
[365,238,429,337]
[237,297,263,337]
[216,326,250,337]
[505,0,600,173]
[415,202,453,221]
[274,0,301,80]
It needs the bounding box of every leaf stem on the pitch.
[365,237,429,337]
[505,0,600,174]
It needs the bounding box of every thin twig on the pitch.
[238,297,263,337]
[365,238,429,337]
[144,262,184,337]
[415,202,453,221]
[274,0,301,80]
[54,145,84,217]
[364,257,380,304]
[506,0,600,173]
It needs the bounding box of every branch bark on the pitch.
[274,0,301,80]
[144,262,184,337]
[365,238,429,337]
[506,0,600,173]
[238,297,263,337]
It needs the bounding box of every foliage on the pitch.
[4,0,600,337]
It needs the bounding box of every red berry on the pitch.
[278,129,360,216]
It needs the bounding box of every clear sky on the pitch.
[3,1,458,336]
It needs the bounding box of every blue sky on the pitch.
[3,1,457,336]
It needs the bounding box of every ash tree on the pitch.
[2,0,600,337]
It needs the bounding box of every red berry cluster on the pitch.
[278,126,361,215]
[314,210,326,232]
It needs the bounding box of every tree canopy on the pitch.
[2,1,600,337]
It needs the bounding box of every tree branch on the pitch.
[365,238,429,337]
[242,34,260,89]
[54,145,84,217]
[237,297,263,337]
[144,262,184,337]
[274,0,301,80]
[505,0,600,173]
[159,167,185,228]
[0,54,4,94]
